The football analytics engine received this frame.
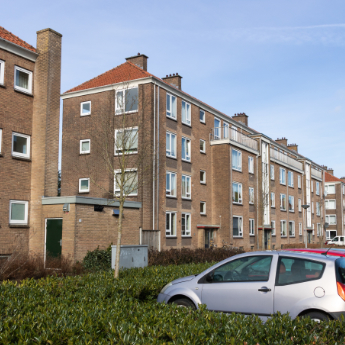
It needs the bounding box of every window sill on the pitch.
[115,152,138,156]
[0,84,6,89]
[289,210,295,213]
[200,151,206,154]
[280,183,286,186]
[288,186,294,189]
[200,213,207,216]
[250,235,255,237]
[233,202,243,206]
[80,153,90,155]
[115,110,138,116]
[280,209,287,212]
[80,113,91,117]
[233,236,243,238]
[249,172,254,175]
[200,121,206,125]
[166,115,177,122]
[182,122,192,128]
[200,182,206,185]
[79,191,90,194]
[182,236,192,238]
[9,224,29,228]
[290,236,296,238]
[271,206,276,209]
[281,236,287,238]
[249,202,255,205]
[14,88,33,97]
[182,159,191,164]
[12,155,31,162]
[232,168,242,173]
[166,195,177,199]
[166,236,177,238]
[166,155,177,160]
[182,198,192,201]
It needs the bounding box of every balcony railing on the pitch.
[270,148,303,171]
[210,127,258,151]
[311,167,322,179]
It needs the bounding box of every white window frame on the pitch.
[200,201,206,215]
[311,181,314,193]
[312,224,315,236]
[288,195,294,212]
[325,184,335,194]
[182,174,191,199]
[166,131,177,158]
[181,213,191,237]
[200,139,206,153]
[232,182,243,204]
[115,127,138,155]
[311,201,314,214]
[248,156,254,174]
[166,171,177,197]
[298,175,301,189]
[166,93,177,120]
[271,192,275,207]
[12,132,30,159]
[288,171,294,187]
[325,199,336,209]
[316,182,320,195]
[200,170,206,184]
[80,101,91,116]
[166,211,177,236]
[233,216,243,237]
[280,194,286,211]
[326,230,337,240]
[289,221,295,237]
[280,167,286,185]
[249,187,254,204]
[299,223,302,235]
[0,60,4,85]
[316,202,320,216]
[223,122,229,139]
[271,220,276,236]
[270,165,274,180]
[182,137,191,162]
[317,223,322,237]
[114,169,138,196]
[9,200,29,225]
[115,87,138,115]
[326,215,337,225]
[232,149,242,171]
[199,109,205,123]
[80,139,91,154]
[214,118,221,139]
[249,219,255,236]
[79,178,90,193]
[298,198,302,212]
[281,220,287,237]
[14,66,32,94]
[181,100,191,126]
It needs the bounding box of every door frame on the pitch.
[44,218,63,268]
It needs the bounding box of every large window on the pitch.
[181,213,191,236]
[280,194,286,211]
[166,94,177,119]
[232,149,242,171]
[289,221,295,237]
[200,109,205,123]
[80,139,91,154]
[248,156,254,174]
[181,100,191,125]
[249,187,254,204]
[115,88,138,114]
[270,165,274,180]
[166,132,176,158]
[182,137,191,161]
[114,170,138,196]
[271,192,275,207]
[115,128,138,155]
[79,178,90,193]
[9,200,28,225]
[166,171,176,197]
[325,200,336,209]
[232,182,242,204]
[14,66,32,94]
[249,219,255,236]
[288,171,294,187]
[288,196,294,212]
[0,60,4,85]
[325,215,336,225]
[12,132,30,159]
[166,212,176,236]
[325,184,335,194]
[80,101,91,116]
[233,216,243,237]
[280,168,286,185]
[182,175,191,199]
[281,220,287,237]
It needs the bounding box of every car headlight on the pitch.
[160,282,173,294]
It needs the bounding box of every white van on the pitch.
[327,236,345,246]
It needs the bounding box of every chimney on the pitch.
[288,143,298,152]
[232,113,248,126]
[275,137,288,146]
[340,177,345,183]
[162,73,182,90]
[327,168,334,176]
[125,53,148,71]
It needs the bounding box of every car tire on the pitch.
[302,311,330,323]
[171,298,196,310]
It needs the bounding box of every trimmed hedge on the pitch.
[1,263,345,344]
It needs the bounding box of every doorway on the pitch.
[264,230,271,250]
[205,229,214,248]
[45,218,62,266]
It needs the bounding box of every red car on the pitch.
[281,248,345,257]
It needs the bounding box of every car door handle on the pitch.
[258,287,271,292]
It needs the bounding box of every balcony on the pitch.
[311,167,322,180]
[210,127,258,152]
[270,148,303,171]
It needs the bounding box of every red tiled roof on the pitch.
[325,172,343,183]
[0,26,36,53]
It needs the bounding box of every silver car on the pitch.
[157,251,345,321]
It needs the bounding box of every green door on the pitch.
[46,219,62,258]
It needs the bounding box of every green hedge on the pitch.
[1,263,345,344]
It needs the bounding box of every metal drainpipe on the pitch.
[229,144,232,243]
[287,171,289,244]
[153,84,156,231]
[157,85,160,251]
[255,152,259,250]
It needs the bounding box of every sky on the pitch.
[2,0,345,175]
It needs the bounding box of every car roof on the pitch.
[281,248,345,257]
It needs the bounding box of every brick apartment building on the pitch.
[324,170,345,240]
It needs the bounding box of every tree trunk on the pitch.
[114,200,124,279]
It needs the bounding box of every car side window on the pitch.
[208,256,272,283]
[276,257,325,286]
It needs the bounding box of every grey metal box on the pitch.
[111,245,148,269]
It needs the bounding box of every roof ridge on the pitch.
[0,26,36,52]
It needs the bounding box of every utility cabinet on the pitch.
[111,245,148,269]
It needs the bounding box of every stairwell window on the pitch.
[14,66,32,94]
[270,165,274,180]
[288,196,294,212]
[281,220,287,237]
[298,199,302,212]
[316,182,320,195]
[298,175,301,189]
[249,187,254,204]
[0,60,4,85]
[232,149,242,171]
[182,175,191,199]
[249,219,255,236]
[271,192,275,207]
[288,171,294,187]
[200,202,206,215]
[12,132,30,159]
[280,168,286,185]
[232,182,242,204]
[233,216,243,237]
[115,88,138,114]
[317,223,322,236]
[166,94,177,119]
[271,221,276,236]
[115,128,138,155]
[80,101,91,116]
[182,101,191,125]
[200,139,206,153]
[166,171,176,197]
[200,170,206,184]
[299,223,302,235]
[166,132,176,158]
[166,212,176,236]
[182,137,191,162]
[248,156,254,174]
[200,109,205,123]
[289,221,295,237]
[316,202,320,216]
[280,194,286,211]
[79,178,90,193]
[80,139,91,154]
[181,213,191,236]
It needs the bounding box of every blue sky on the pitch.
[3,0,345,175]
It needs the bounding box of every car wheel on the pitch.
[302,311,330,323]
[171,298,196,310]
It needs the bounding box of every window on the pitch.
[280,194,286,211]
[249,187,254,204]
[0,60,4,85]
[79,178,90,193]
[115,128,138,155]
[281,220,287,237]
[166,171,176,197]
[325,200,336,209]
[276,257,325,286]
[271,192,275,207]
[298,199,302,212]
[249,219,255,236]
[9,200,28,225]
[200,170,206,184]
[316,182,320,195]
[326,230,337,240]
[311,181,314,193]
[232,182,242,204]
[114,170,138,196]
[181,213,191,236]
[325,215,336,225]
[181,100,191,125]
[182,137,191,161]
[115,88,138,114]
[271,221,276,235]
[0,128,2,154]
[311,202,314,214]
[288,171,294,187]
[200,109,205,123]
[280,168,286,185]
[316,202,320,216]
[214,118,221,139]
[248,156,254,174]
[166,212,176,236]
[298,175,301,189]
[288,196,294,212]
[299,223,302,235]
[232,149,242,171]
[80,139,90,154]
[200,139,206,153]
[233,216,243,237]
[325,184,335,194]
[182,175,191,199]
[166,94,177,119]
[80,101,91,116]
[12,132,30,159]
[166,132,176,158]
[317,223,322,237]
[270,165,274,180]
[200,202,206,215]
[14,66,32,94]
[289,221,295,237]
